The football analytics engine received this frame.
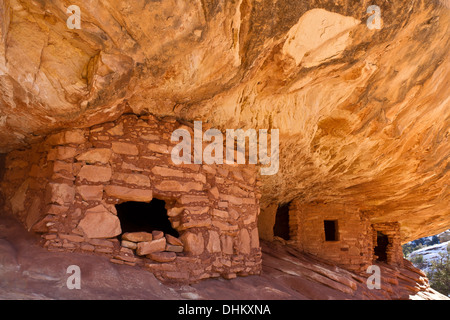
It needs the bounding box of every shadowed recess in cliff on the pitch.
[273,202,290,240]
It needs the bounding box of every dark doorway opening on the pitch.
[273,203,290,240]
[0,153,6,181]
[116,199,179,237]
[374,231,389,262]
[0,154,5,208]
[324,220,339,241]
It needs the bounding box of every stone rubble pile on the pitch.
[119,231,184,262]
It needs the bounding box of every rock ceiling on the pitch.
[0,0,449,241]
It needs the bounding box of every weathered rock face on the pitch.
[0,0,449,242]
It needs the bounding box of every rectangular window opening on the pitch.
[324,220,339,241]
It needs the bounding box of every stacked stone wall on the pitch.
[1,114,262,282]
[288,201,374,272]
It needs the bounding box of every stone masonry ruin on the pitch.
[259,201,404,272]
[0,112,415,282]
[1,114,262,282]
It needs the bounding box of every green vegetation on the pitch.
[426,244,450,296]
[404,234,450,297]
[410,254,426,269]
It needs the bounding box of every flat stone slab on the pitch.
[166,234,183,246]
[121,240,137,250]
[122,232,153,242]
[136,238,167,256]
[146,252,177,263]
[165,244,184,253]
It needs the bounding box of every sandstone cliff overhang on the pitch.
[0,0,449,242]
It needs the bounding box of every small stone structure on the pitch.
[260,200,404,272]
[371,222,404,266]
[1,114,262,282]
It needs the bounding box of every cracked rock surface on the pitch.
[0,212,447,300]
